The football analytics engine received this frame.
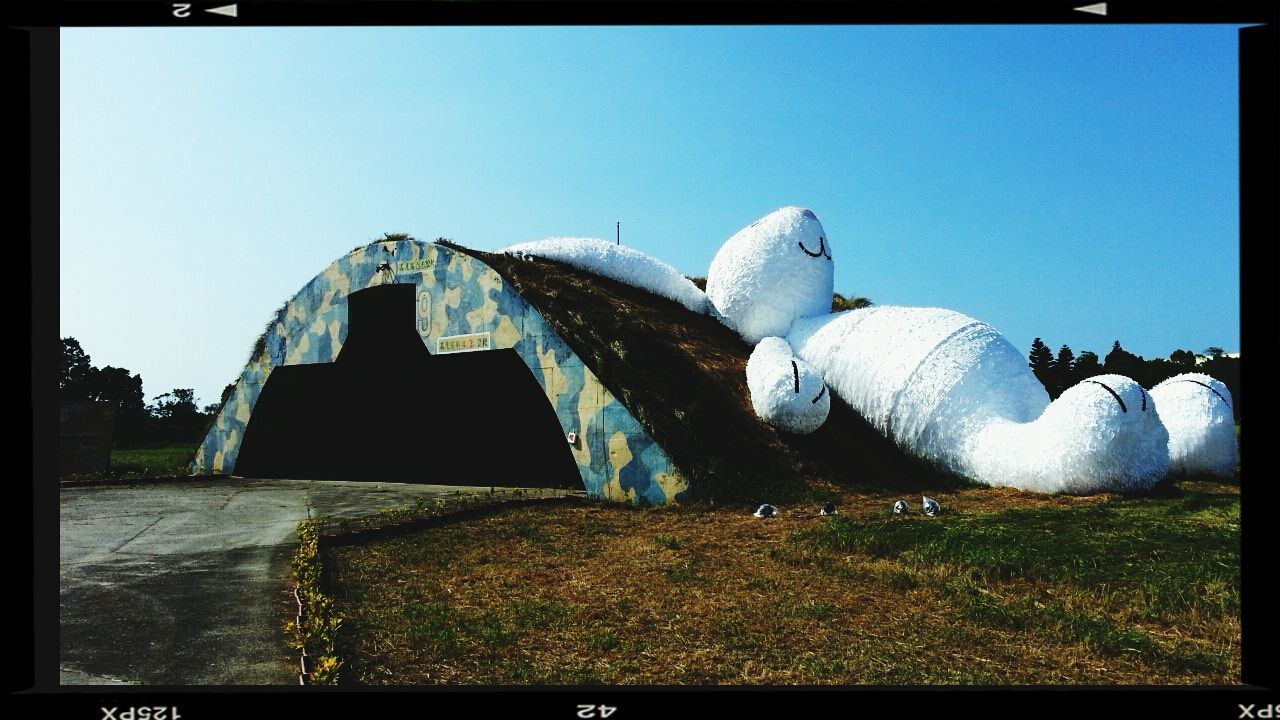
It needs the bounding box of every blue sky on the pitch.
[60,25,1242,409]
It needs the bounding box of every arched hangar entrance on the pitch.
[233,283,579,486]
[191,239,689,504]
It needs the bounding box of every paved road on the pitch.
[59,477,507,686]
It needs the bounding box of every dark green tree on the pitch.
[831,292,873,312]
[150,389,199,420]
[1028,338,1053,387]
[60,338,95,399]
[1073,350,1103,380]
[90,366,149,446]
[1046,344,1076,398]
[1141,358,1184,389]
[61,338,156,445]
[89,366,146,415]
[1169,349,1196,366]
[1103,340,1143,379]
[151,389,205,442]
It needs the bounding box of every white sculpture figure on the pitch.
[1149,373,1237,476]
[745,337,831,434]
[501,205,1235,491]
[706,206,1185,494]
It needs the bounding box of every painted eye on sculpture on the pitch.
[797,236,832,261]
[811,385,827,405]
[1084,380,1129,413]
[1173,378,1230,407]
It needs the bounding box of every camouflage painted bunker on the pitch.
[192,238,689,505]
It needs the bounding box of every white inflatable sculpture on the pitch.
[706,206,1232,493]
[501,206,1236,493]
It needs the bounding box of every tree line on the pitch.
[60,337,233,447]
[1027,338,1240,420]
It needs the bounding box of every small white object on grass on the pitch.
[819,502,838,516]
[754,504,778,518]
[893,499,909,514]
[922,496,941,516]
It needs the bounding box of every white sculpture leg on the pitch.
[788,307,1170,493]
[965,375,1170,493]
[1150,373,1237,476]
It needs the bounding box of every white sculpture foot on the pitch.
[1150,373,1237,476]
[963,374,1170,494]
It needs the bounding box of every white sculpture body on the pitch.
[707,206,1231,493]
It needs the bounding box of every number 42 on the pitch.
[577,705,617,719]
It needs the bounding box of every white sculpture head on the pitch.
[706,206,835,344]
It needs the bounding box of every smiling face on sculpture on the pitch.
[706,206,835,344]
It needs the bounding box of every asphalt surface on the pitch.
[59,477,506,686]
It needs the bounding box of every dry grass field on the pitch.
[322,477,1239,685]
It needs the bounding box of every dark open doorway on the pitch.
[234,283,581,488]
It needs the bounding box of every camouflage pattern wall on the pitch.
[191,240,689,505]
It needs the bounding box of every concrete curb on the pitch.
[59,473,231,488]
[320,493,591,549]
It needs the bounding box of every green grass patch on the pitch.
[938,576,1228,673]
[653,534,683,550]
[586,631,621,652]
[777,600,839,621]
[107,444,196,477]
[792,490,1238,620]
[662,558,707,584]
[780,486,1239,678]
[402,601,458,650]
